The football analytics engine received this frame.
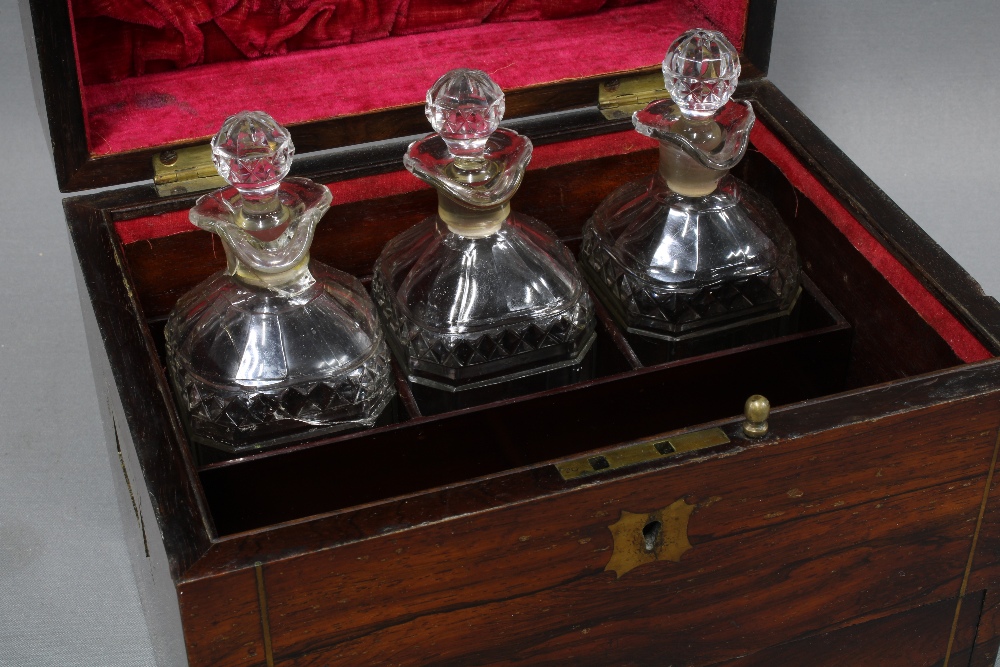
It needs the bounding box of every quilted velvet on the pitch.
[68,0,749,155]
[72,0,664,84]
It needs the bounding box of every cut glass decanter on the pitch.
[372,69,595,397]
[580,29,800,357]
[164,111,395,453]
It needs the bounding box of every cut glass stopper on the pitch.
[662,28,741,119]
[211,110,294,199]
[425,68,506,159]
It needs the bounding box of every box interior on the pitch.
[67,0,749,156]
[105,119,993,538]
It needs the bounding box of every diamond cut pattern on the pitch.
[581,226,787,333]
[372,277,592,378]
[176,345,393,432]
[440,107,497,138]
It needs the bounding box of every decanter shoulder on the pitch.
[586,175,661,233]
[376,212,579,282]
[504,211,579,268]
[309,261,385,333]
[166,261,383,383]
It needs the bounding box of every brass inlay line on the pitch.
[555,427,730,480]
[255,562,275,667]
[111,412,149,558]
[942,424,1000,667]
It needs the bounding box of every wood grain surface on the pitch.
[172,395,999,666]
[710,593,983,667]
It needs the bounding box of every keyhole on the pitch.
[642,520,662,552]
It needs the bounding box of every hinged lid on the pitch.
[21,0,776,193]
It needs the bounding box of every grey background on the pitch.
[0,1,997,665]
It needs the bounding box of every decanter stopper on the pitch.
[212,110,294,199]
[190,111,324,280]
[662,28,741,120]
[425,69,505,165]
[405,69,532,233]
[631,28,754,198]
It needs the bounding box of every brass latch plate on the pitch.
[555,427,730,481]
[597,71,668,120]
[153,145,227,197]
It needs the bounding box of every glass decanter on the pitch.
[164,111,394,454]
[372,69,595,406]
[580,29,800,361]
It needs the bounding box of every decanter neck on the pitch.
[659,141,730,197]
[657,116,727,197]
[191,178,332,295]
[226,247,314,293]
[437,192,509,238]
[634,101,754,198]
[236,193,287,240]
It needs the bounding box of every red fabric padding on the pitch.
[749,122,991,363]
[71,0,753,86]
[72,0,662,85]
[690,0,749,51]
[76,0,744,156]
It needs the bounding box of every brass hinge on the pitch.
[152,145,227,197]
[597,71,668,120]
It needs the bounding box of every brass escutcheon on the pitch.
[605,498,695,578]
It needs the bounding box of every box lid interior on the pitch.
[24,0,768,191]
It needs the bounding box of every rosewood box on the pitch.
[21,0,1000,664]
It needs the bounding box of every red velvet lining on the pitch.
[73,0,660,85]
[72,0,746,85]
[689,0,747,51]
[116,126,989,362]
[72,0,749,156]
[749,123,991,363]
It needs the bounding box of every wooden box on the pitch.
[22,0,1000,664]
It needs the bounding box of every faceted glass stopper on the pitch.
[211,111,295,198]
[662,28,740,119]
[425,69,505,159]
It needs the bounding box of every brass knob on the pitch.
[742,394,770,438]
